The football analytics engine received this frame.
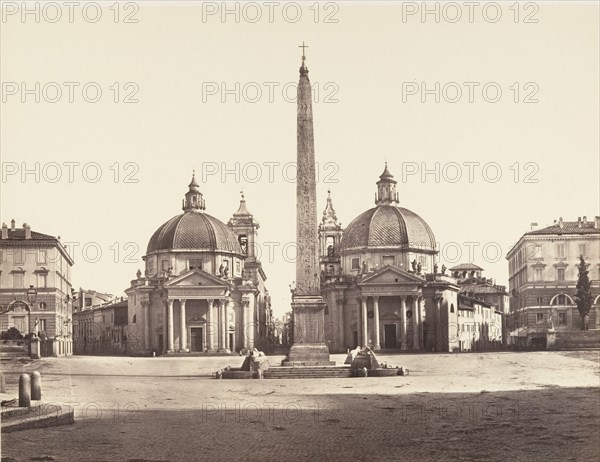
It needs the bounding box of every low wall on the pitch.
[551,330,600,349]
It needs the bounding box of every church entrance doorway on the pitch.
[190,327,204,352]
[384,324,397,349]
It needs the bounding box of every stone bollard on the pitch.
[19,373,31,407]
[31,371,42,400]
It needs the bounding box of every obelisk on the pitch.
[285,43,334,366]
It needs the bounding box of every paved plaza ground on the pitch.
[1,351,599,461]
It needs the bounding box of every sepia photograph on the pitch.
[1,1,599,461]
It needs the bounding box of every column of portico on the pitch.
[216,300,223,351]
[223,299,230,351]
[207,299,215,351]
[434,295,443,352]
[167,299,174,352]
[218,299,230,352]
[162,302,168,354]
[240,298,247,349]
[180,299,188,352]
[373,296,381,350]
[419,296,425,350]
[336,297,345,350]
[356,299,362,347]
[142,301,150,351]
[247,296,255,349]
[400,296,408,350]
[361,297,368,348]
[412,296,420,350]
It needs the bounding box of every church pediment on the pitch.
[164,268,230,288]
[358,265,423,286]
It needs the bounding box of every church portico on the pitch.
[355,292,423,351]
[163,296,233,354]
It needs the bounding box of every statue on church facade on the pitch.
[411,259,417,272]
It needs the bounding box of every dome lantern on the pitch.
[182,171,205,212]
[375,162,399,206]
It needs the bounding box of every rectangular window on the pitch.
[38,319,46,332]
[556,243,565,258]
[534,268,543,281]
[557,268,565,281]
[536,296,543,305]
[13,273,24,288]
[558,312,567,325]
[382,255,395,267]
[188,259,203,270]
[161,260,168,271]
[37,273,47,288]
[534,244,542,258]
[37,249,47,264]
[14,249,24,264]
[147,259,154,274]
[85,298,92,307]
[351,258,360,270]
[536,313,544,323]
[578,244,586,257]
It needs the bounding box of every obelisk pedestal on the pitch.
[285,296,334,365]
[283,44,334,366]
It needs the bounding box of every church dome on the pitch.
[147,212,241,254]
[340,206,436,252]
[340,164,436,252]
[146,173,242,255]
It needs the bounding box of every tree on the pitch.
[3,327,23,340]
[574,255,593,330]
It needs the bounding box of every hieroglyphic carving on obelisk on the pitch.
[295,42,320,296]
[284,43,333,365]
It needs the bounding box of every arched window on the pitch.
[450,304,455,313]
[132,314,137,323]
[326,236,335,256]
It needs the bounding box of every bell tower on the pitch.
[227,192,259,262]
[318,190,342,277]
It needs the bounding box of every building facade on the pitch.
[73,298,128,355]
[0,220,74,356]
[506,216,600,342]
[73,289,114,312]
[456,295,504,352]
[125,175,271,355]
[318,165,469,353]
[451,263,509,347]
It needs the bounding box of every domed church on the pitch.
[319,164,460,353]
[125,173,270,355]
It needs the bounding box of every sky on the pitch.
[1,1,599,318]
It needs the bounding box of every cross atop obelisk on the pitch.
[299,41,308,60]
